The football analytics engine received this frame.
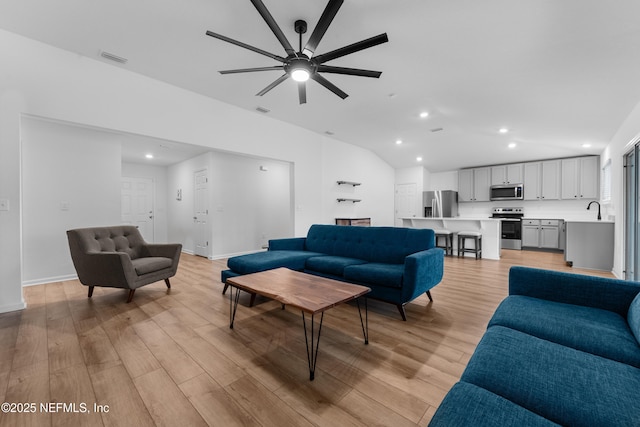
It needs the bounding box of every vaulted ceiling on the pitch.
[2,0,640,171]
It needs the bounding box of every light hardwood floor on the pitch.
[0,250,614,426]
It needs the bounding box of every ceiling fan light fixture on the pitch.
[291,68,310,82]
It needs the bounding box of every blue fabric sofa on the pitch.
[430,266,640,427]
[221,224,444,320]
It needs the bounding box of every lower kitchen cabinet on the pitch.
[522,219,563,250]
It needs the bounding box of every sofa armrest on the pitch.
[143,243,182,265]
[509,266,640,317]
[76,252,138,288]
[402,248,445,301]
[268,237,306,251]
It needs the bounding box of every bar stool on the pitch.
[434,229,454,256]
[458,231,482,259]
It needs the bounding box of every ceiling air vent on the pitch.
[430,127,444,133]
[100,50,128,64]
[255,106,270,114]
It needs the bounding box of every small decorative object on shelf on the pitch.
[337,181,361,187]
[336,218,371,226]
[337,198,361,203]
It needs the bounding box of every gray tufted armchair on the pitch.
[67,225,182,303]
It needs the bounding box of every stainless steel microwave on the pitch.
[490,184,524,201]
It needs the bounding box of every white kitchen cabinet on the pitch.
[459,167,490,202]
[491,163,523,185]
[522,219,562,249]
[561,156,599,200]
[458,169,474,202]
[522,220,540,247]
[523,163,542,200]
[541,160,561,200]
[524,160,560,200]
[474,167,491,202]
[540,220,560,249]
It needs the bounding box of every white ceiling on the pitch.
[2,0,640,171]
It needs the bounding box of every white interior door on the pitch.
[121,177,155,242]
[395,183,417,226]
[194,169,209,257]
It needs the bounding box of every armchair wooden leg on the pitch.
[222,283,229,295]
[164,278,171,289]
[88,286,94,298]
[426,290,433,301]
[126,289,136,303]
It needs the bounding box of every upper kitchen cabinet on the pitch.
[523,160,561,200]
[561,156,599,200]
[459,167,491,202]
[491,164,523,186]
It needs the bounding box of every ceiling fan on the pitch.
[205,0,388,104]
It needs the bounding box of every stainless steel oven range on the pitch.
[491,207,524,250]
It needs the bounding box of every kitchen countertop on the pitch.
[563,220,615,224]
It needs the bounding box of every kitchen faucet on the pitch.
[587,201,601,220]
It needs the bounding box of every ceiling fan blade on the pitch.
[220,66,284,74]
[298,82,307,104]
[310,73,348,99]
[206,31,285,62]
[250,0,296,56]
[302,0,343,58]
[317,65,382,78]
[256,73,289,96]
[314,33,388,64]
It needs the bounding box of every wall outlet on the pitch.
[0,199,9,211]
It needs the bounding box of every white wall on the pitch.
[0,29,395,312]
[324,138,395,226]
[21,117,122,285]
[167,151,294,258]
[122,162,169,243]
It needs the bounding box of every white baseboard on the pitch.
[22,273,78,287]
[209,249,267,260]
[0,301,27,314]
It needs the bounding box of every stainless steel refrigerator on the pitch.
[423,190,459,218]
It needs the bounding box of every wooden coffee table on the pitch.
[225,268,371,380]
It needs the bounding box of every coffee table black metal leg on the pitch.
[302,311,324,381]
[356,297,369,345]
[229,285,241,329]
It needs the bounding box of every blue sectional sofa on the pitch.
[430,266,640,427]
[221,224,444,320]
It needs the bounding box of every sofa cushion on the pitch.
[304,256,368,276]
[304,224,434,264]
[131,257,173,275]
[462,326,640,427]
[226,250,323,275]
[629,292,640,345]
[489,295,640,368]
[429,382,560,427]
[344,263,404,289]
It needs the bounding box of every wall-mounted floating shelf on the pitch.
[337,180,361,187]
[337,198,362,203]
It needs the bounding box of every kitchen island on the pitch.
[401,217,501,259]
[565,220,614,271]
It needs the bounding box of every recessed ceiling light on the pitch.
[508,143,517,149]
[419,112,429,118]
[395,139,403,145]
[145,154,154,159]
[499,128,509,134]
[416,156,423,162]
[582,143,592,148]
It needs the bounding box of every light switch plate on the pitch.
[0,199,9,211]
